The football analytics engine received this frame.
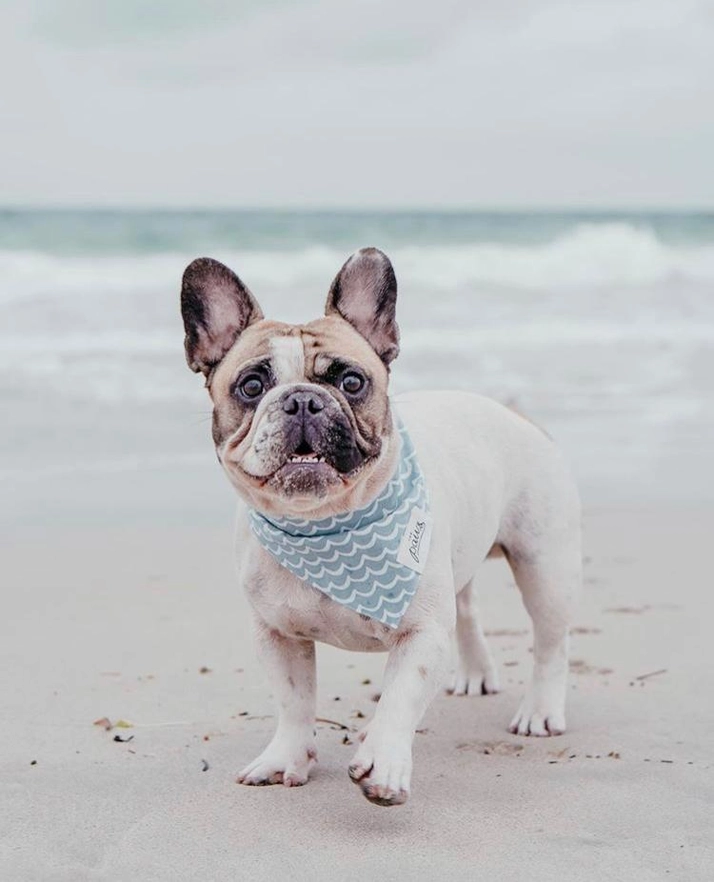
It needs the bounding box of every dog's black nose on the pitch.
[282,389,325,416]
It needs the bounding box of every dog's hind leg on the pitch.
[507,543,581,736]
[450,579,500,696]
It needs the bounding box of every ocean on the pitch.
[2,208,713,526]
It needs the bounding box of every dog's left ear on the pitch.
[181,257,264,376]
[325,247,399,366]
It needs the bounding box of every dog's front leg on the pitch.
[349,623,451,807]
[237,623,317,787]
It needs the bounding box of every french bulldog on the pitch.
[180,247,581,807]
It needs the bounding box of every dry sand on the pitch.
[1,507,712,881]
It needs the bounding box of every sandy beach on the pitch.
[2,492,712,881]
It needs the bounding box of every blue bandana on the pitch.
[248,420,432,629]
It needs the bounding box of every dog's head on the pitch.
[180,248,401,517]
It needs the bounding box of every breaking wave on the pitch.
[2,223,714,306]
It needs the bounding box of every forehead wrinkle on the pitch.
[302,316,386,375]
[312,352,368,378]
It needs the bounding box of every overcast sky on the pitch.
[1,0,713,208]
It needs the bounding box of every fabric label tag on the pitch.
[396,506,433,574]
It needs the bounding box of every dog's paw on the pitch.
[508,691,566,737]
[237,741,317,787]
[348,736,411,807]
[449,664,500,697]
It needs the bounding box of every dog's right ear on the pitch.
[180,257,264,376]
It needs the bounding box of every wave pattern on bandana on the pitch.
[248,420,431,629]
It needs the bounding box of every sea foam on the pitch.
[2,223,714,305]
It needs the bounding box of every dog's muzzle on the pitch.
[278,385,363,475]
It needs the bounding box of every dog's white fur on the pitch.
[269,335,305,385]
[235,390,581,805]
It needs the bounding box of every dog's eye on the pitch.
[340,372,365,396]
[239,375,265,400]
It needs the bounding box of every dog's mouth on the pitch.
[283,440,328,467]
[270,434,380,494]
[274,440,338,481]
[260,438,341,497]
[228,426,379,497]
